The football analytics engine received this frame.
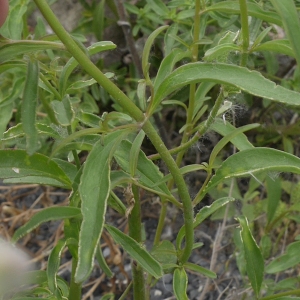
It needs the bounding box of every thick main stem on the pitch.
[34,0,194,265]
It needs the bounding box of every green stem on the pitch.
[68,258,81,300]
[34,0,193,267]
[239,0,249,67]
[128,185,145,299]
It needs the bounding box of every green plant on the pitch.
[2,0,300,299]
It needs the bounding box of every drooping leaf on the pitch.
[12,207,81,243]
[183,262,216,279]
[265,241,300,274]
[266,176,281,224]
[114,140,171,196]
[209,124,259,168]
[176,197,235,249]
[210,119,255,151]
[22,59,40,155]
[270,0,300,65]
[204,148,300,195]
[0,150,72,188]
[237,216,264,297]
[152,63,300,114]
[0,37,65,64]
[75,130,129,283]
[205,2,282,25]
[173,268,188,300]
[105,224,163,279]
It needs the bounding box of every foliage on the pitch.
[1,0,300,299]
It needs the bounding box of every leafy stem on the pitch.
[34,0,194,264]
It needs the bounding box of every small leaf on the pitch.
[146,0,168,16]
[204,148,300,195]
[22,59,40,155]
[206,2,281,25]
[211,119,254,151]
[183,262,217,279]
[173,268,188,300]
[271,0,300,65]
[51,96,75,126]
[129,130,145,177]
[105,224,163,279]
[266,176,281,224]
[253,40,294,58]
[114,140,171,196]
[12,207,81,243]
[142,25,168,82]
[237,216,264,297]
[176,197,234,249]
[265,241,300,274]
[209,124,259,168]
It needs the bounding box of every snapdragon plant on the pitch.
[1,0,300,299]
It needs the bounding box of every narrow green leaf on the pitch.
[152,63,300,114]
[204,43,240,62]
[93,0,105,41]
[209,124,260,168]
[142,25,168,81]
[237,216,264,297]
[173,268,188,300]
[151,164,207,187]
[164,23,178,56]
[0,150,72,188]
[183,262,217,279]
[22,59,40,155]
[59,41,116,94]
[47,239,68,296]
[265,241,300,274]
[253,40,294,58]
[251,26,272,49]
[151,240,177,269]
[176,197,235,249]
[105,224,163,279]
[0,38,65,64]
[3,176,70,188]
[204,148,300,195]
[75,131,129,283]
[154,48,190,89]
[95,244,114,278]
[114,140,171,196]
[146,0,169,16]
[266,176,281,224]
[12,207,81,243]
[211,119,254,151]
[51,96,75,126]
[271,0,300,65]
[129,130,146,177]
[206,2,282,25]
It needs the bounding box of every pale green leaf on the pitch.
[12,207,81,243]
[204,148,300,195]
[237,216,264,297]
[105,224,163,279]
[152,63,300,114]
[173,268,188,300]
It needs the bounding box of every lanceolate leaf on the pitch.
[204,148,300,195]
[75,130,129,283]
[271,0,300,65]
[176,197,235,249]
[237,216,264,297]
[152,63,300,114]
[12,207,81,243]
[205,2,281,26]
[173,268,188,300]
[0,150,72,188]
[105,225,163,279]
[114,140,171,196]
